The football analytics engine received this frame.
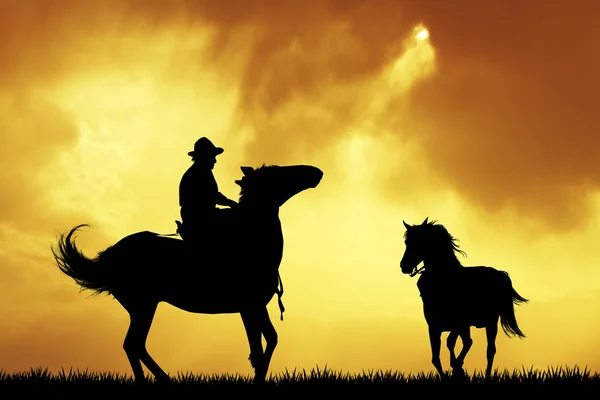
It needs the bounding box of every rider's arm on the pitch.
[215,192,237,207]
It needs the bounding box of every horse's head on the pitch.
[400,217,466,276]
[235,164,323,210]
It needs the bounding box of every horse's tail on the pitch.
[498,271,528,338]
[51,224,113,296]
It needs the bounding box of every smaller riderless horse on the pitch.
[52,164,323,384]
[399,218,528,379]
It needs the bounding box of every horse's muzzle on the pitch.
[400,262,415,276]
[308,167,324,188]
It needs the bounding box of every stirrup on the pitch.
[175,220,188,240]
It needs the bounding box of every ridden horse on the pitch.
[399,218,528,379]
[52,164,323,384]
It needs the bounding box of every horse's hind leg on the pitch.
[241,309,265,384]
[123,318,145,382]
[447,331,459,369]
[454,327,473,369]
[122,302,170,383]
[485,322,498,379]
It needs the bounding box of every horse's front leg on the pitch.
[257,306,277,381]
[428,326,444,378]
[241,309,265,384]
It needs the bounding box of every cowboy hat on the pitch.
[188,137,224,157]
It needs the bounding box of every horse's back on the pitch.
[115,230,183,249]
[110,230,256,279]
[460,265,510,289]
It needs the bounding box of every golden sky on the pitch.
[1,0,600,377]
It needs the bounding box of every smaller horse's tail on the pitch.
[51,224,113,296]
[498,271,528,338]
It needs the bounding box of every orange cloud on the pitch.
[391,0,600,232]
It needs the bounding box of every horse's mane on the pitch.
[238,164,275,203]
[405,219,467,266]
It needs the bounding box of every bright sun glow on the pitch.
[415,25,429,42]
[388,24,435,91]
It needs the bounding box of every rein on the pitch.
[410,266,426,277]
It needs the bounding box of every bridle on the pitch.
[409,265,426,277]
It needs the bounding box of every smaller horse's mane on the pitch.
[237,164,275,202]
[405,219,467,265]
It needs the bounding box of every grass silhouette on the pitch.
[1,365,597,396]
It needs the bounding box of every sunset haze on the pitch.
[1,0,599,377]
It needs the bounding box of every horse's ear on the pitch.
[422,217,429,225]
[235,179,243,187]
[240,166,254,176]
[403,221,410,229]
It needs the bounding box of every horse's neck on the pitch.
[241,210,284,271]
[240,207,282,242]
[423,252,461,272]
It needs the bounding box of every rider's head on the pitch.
[188,137,224,169]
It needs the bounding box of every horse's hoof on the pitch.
[451,368,466,381]
[253,372,267,385]
[155,375,172,385]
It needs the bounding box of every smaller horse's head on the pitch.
[400,217,431,275]
[236,164,323,209]
[400,217,466,275]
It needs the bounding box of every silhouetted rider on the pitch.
[177,137,237,243]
